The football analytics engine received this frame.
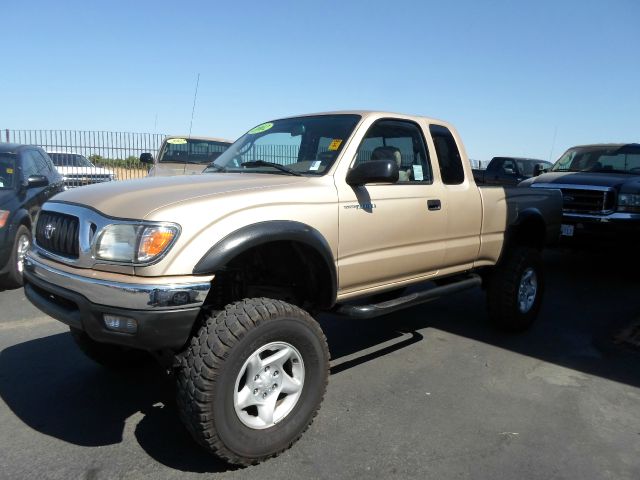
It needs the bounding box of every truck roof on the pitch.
[276,110,452,127]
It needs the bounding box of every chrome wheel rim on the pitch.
[233,341,305,430]
[16,234,30,275]
[517,268,537,313]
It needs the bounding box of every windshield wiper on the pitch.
[241,160,303,176]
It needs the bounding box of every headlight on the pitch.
[617,193,640,212]
[95,223,179,264]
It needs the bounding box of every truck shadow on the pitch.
[0,248,637,473]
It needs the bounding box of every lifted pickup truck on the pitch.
[473,156,552,186]
[23,111,561,466]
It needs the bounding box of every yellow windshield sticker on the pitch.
[167,138,187,145]
[328,139,343,151]
[6,168,14,174]
[248,122,273,135]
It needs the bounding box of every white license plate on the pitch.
[561,224,574,237]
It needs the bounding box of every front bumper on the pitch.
[23,254,212,351]
[561,211,640,243]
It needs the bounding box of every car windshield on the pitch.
[48,153,93,167]
[158,139,231,164]
[205,114,361,176]
[0,155,16,189]
[551,145,640,174]
[517,159,551,176]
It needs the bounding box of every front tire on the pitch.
[486,246,544,332]
[176,298,329,466]
[1,224,31,289]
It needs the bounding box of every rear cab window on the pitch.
[429,125,465,185]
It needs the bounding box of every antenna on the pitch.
[188,73,200,140]
[184,73,200,173]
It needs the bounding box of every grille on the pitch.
[63,175,112,188]
[36,211,80,258]
[561,188,615,214]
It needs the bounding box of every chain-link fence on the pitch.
[2,129,166,186]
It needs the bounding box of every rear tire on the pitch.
[176,298,329,466]
[486,246,544,332]
[69,327,151,369]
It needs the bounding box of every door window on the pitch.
[21,151,41,179]
[354,120,432,183]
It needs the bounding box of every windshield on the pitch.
[517,159,552,176]
[48,153,93,167]
[158,139,231,164]
[206,114,361,176]
[551,145,640,174]
[0,155,16,189]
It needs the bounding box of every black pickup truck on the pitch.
[473,157,552,186]
[520,143,640,244]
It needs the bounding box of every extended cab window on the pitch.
[353,119,432,183]
[430,125,465,185]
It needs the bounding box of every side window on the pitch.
[21,151,41,179]
[429,125,465,185]
[502,159,516,174]
[486,159,502,174]
[35,150,55,174]
[353,120,432,183]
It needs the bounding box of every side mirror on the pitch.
[533,164,547,177]
[346,159,399,186]
[139,152,154,164]
[26,175,49,188]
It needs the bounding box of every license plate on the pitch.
[561,224,574,237]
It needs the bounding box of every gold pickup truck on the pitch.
[23,111,562,466]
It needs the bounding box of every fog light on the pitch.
[103,314,138,333]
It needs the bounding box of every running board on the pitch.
[333,274,482,319]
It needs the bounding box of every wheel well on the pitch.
[510,214,546,250]
[203,241,335,312]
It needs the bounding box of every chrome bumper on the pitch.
[24,254,212,310]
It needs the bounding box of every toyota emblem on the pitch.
[44,224,56,240]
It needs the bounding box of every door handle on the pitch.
[427,199,441,211]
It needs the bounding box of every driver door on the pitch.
[336,119,447,294]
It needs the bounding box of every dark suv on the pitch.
[0,144,64,288]
[521,143,640,244]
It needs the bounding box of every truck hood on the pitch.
[522,171,640,190]
[49,173,309,219]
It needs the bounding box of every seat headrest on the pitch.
[371,146,402,167]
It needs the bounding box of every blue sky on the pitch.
[1,0,638,161]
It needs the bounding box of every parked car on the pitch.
[24,111,562,465]
[0,144,63,288]
[473,157,552,186]
[140,136,232,177]
[47,152,116,188]
[520,143,640,244]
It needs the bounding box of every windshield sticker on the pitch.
[309,160,321,171]
[167,138,188,145]
[6,168,14,174]
[413,165,424,181]
[328,139,343,151]
[248,122,274,135]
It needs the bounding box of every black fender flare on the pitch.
[504,207,547,252]
[192,220,337,306]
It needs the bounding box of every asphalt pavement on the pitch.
[0,250,638,479]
